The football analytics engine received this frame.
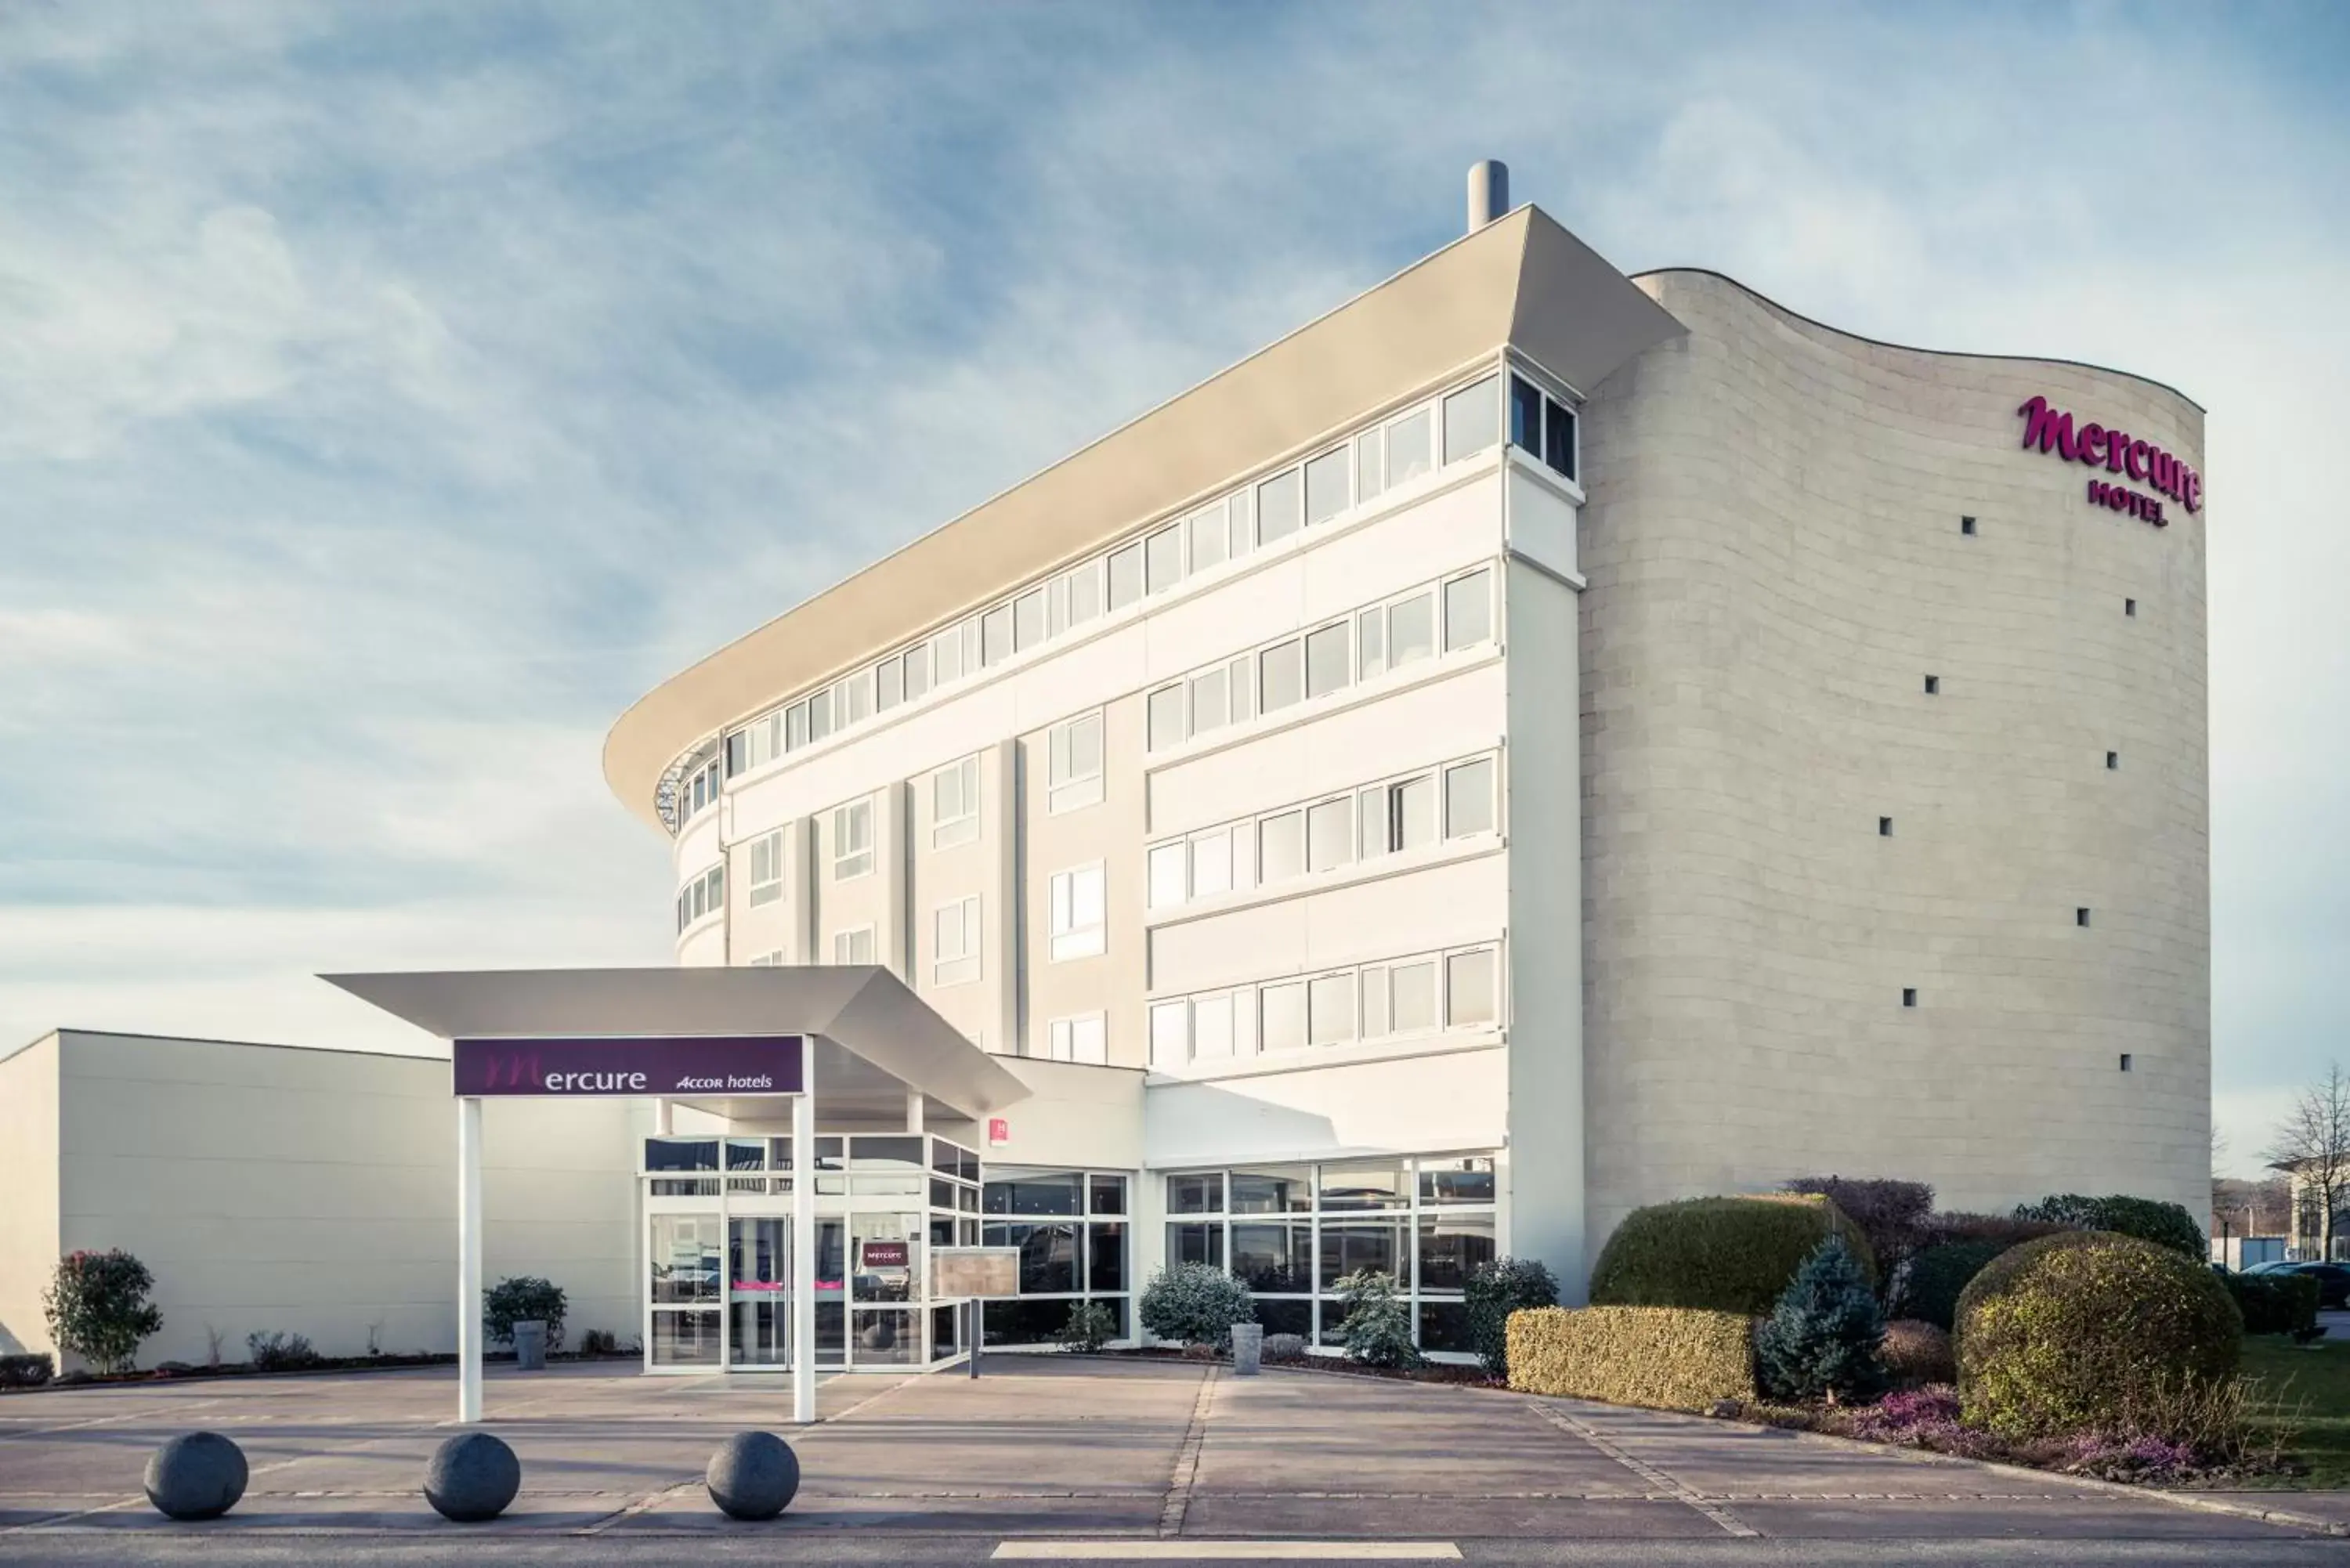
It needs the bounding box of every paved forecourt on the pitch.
[0,1357,2342,1563]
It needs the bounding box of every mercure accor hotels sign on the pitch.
[2017,394,2201,527]
[451,1035,805,1097]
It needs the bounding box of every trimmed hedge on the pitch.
[1896,1241,2013,1331]
[2225,1270,2320,1336]
[1590,1195,1875,1316]
[1955,1231,2243,1440]
[2013,1194,2204,1259]
[1506,1306,1757,1411]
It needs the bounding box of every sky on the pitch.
[2,2,2345,1180]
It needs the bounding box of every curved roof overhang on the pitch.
[602,205,1687,831]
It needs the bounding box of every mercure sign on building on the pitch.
[2018,394,2201,526]
[451,1035,805,1097]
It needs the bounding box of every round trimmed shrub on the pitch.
[1954,1231,2243,1440]
[1138,1263,1256,1350]
[1896,1241,2012,1331]
[2013,1194,2204,1259]
[1590,1196,1875,1317]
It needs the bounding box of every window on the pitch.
[1148,842,1188,909]
[1260,639,1303,712]
[1147,526,1185,594]
[1304,447,1350,526]
[1444,569,1493,652]
[1924,674,1940,695]
[1360,966,1390,1038]
[1304,621,1351,699]
[1065,560,1104,629]
[677,863,725,932]
[1188,504,1228,573]
[1386,407,1433,487]
[1544,398,1576,480]
[1108,544,1144,610]
[1902,988,1918,1008]
[1260,982,1307,1052]
[2106,750,2120,770]
[1356,426,1385,503]
[932,623,968,686]
[1391,959,1437,1032]
[1444,758,1495,838]
[2077,907,2092,927]
[1047,712,1104,812]
[1509,375,1543,452]
[1151,1001,1190,1068]
[1363,773,1437,856]
[1445,948,1497,1028]
[1188,666,1230,734]
[1050,864,1106,960]
[1014,588,1047,651]
[1191,826,1236,898]
[876,655,904,712]
[1308,973,1355,1046]
[1192,993,1235,1058]
[2125,597,2138,617]
[1389,591,1435,666]
[1226,490,1255,559]
[1961,515,1978,536]
[806,686,833,743]
[1227,655,1256,723]
[935,898,982,986]
[748,830,786,907]
[839,670,872,726]
[832,927,874,966]
[1442,374,1500,464]
[833,800,873,880]
[903,642,931,701]
[982,605,1013,667]
[1358,607,1386,680]
[1148,685,1186,751]
[1307,797,1354,873]
[1257,468,1302,545]
[2119,1053,2133,1072]
[1878,816,1893,837]
[748,950,783,967]
[933,756,981,848]
[786,700,811,752]
[1048,1014,1107,1065]
[1259,810,1304,883]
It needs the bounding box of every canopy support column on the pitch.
[457,1094,483,1425]
[793,1039,816,1425]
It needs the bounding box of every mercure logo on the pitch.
[2016,394,2200,526]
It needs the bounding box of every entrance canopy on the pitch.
[321,965,1031,1125]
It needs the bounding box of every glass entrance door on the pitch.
[727,1216,790,1368]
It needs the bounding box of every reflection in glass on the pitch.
[1319,1165,1410,1211]
[854,1308,918,1365]
[1319,1219,1406,1288]
[1417,1214,1496,1292]
[651,1215,721,1303]
[1232,1221,1312,1292]
[650,1310,721,1367]
[1167,1222,1224,1269]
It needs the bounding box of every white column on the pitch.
[792,1039,817,1425]
[905,1089,924,1136]
[653,1097,672,1136]
[457,1095,483,1425]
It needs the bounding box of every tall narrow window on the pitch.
[934,898,982,986]
[1188,504,1228,573]
[806,686,833,743]
[902,642,932,701]
[833,800,873,880]
[1108,544,1144,611]
[1050,865,1107,960]
[1389,591,1436,667]
[1191,826,1234,898]
[832,926,875,965]
[1260,639,1304,712]
[1066,559,1104,627]
[1442,374,1500,464]
[1543,397,1576,480]
[1307,797,1354,873]
[1304,621,1351,699]
[1308,972,1356,1046]
[1148,842,1188,910]
[1358,606,1387,680]
[1260,982,1307,1053]
[1445,948,1498,1027]
[1148,685,1187,751]
[1047,712,1104,812]
[932,755,981,848]
[1386,407,1434,487]
[875,655,904,711]
[1356,426,1386,502]
[1304,447,1350,526]
[1257,468,1303,545]
[931,623,967,686]
[1258,810,1305,884]
[1191,994,1235,1058]
[838,671,872,725]
[1188,666,1231,735]
[1014,588,1047,650]
[1147,526,1186,594]
[1444,569,1493,652]
[1509,375,1543,452]
[748,830,786,907]
[1391,960,1437,1032]
[1150,1001,1191,1068]
[1444,758,1496,838]
[981,605,1013,667]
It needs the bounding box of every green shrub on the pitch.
[2223,1270,2319,1336]
[1782,1177,1935,1279]
[246,1331,320,1371]
[1057,1300,1118,1353]
[2012,1194,2204,1259]
[1463,1257,1559,1379]
[1927,1212,2072,1248]
[1139,1263,1256,1349]
[42,1250,164,1375]
[1331,1270,1422,1370]
[483,1276,568,1351]
[0,1353,54,1388]
[1955,1231,2243,1440]
[1879,1319,1954,1386]
[1756,1237,1885,1404]
[1896,1241,2013,1331]
[1506,1306,1757,1410]
[1590,1195,1875,1316]
[577,1328,624,1357]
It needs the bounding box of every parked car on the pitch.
[2274,1262,2350,1309]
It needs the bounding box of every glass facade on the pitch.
[1160,1154,1496,1353]
[980,1169,1133,1346]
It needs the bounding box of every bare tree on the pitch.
[2265,1063,2350,1260]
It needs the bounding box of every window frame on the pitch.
[1048,862,1107,962]
[832,798,875,881]
[934,896,982,987]
[1047,710,1106,814]
[932,754,982,849]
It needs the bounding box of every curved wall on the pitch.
[1575,271,2208,1243]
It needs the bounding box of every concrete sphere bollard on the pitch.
[423,1431,522,1523]
[706,1430,800,1520]
[144,1432,248,1520]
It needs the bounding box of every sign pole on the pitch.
[970,1298,980,1379]
[457,1095,483,1425]
[791,1041,816,1425]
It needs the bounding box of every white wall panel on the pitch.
[1144,1046,1507,1169]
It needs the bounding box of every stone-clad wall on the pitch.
[1574,271,2208,1252]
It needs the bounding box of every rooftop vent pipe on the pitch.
[1467,160,1509,232]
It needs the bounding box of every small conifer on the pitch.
[1756,1235,1885,1404]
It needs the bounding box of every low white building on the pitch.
[0,168,2211,1377]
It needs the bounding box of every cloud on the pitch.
[1,2,2345,1188]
